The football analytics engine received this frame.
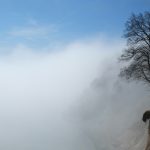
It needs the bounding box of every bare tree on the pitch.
[119,12,150,84]
[120,12,150,149]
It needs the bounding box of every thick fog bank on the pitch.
[0,39,149,150]
[71,63,150,150]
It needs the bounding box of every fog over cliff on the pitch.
[0,37,149,150]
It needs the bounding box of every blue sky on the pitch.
[0,0,149,48]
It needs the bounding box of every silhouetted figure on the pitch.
[143,111,150,150]
[143,111,150,123]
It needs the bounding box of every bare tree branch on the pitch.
[119,12,150,85]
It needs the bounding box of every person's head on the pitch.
[143,111,150,122]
